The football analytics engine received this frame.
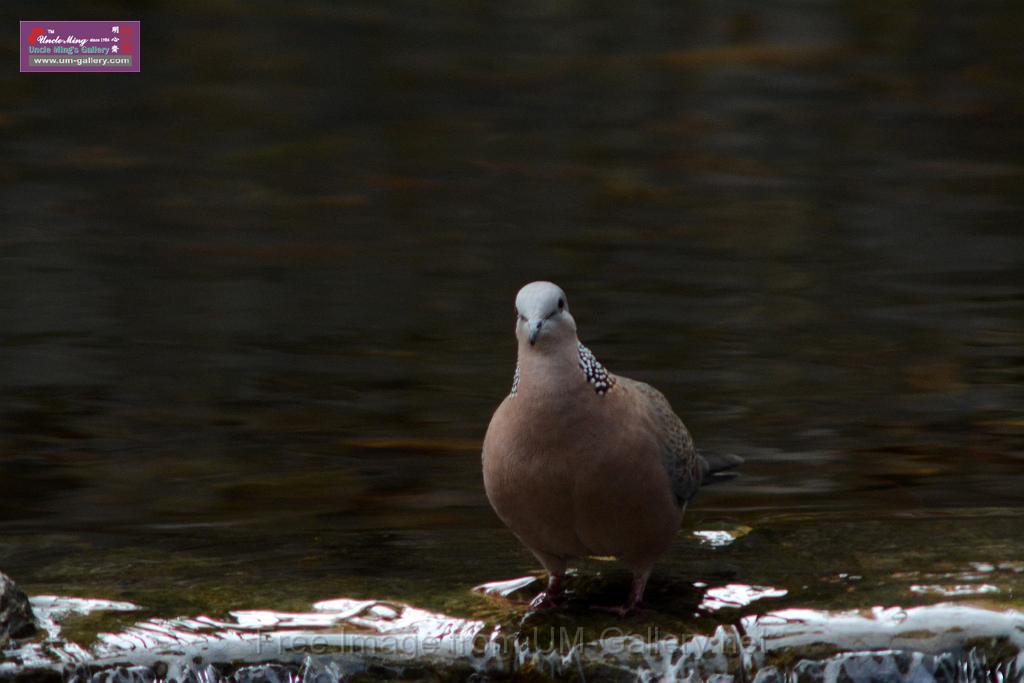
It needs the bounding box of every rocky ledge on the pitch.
[1,582,1023,683]
[0,573,35,650]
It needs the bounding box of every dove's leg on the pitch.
[529,572,565,610]
[528,551,568,610]
[591,567,651,617]
[624,568,651,611]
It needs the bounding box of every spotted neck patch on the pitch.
[509,343,614,397]
[577,342,615,395]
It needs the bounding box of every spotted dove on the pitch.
[482,281,741,614]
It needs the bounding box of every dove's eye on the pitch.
[558,298,564,309]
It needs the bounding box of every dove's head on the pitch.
[514,281,577,349]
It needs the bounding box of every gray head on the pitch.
[514,281,578,348]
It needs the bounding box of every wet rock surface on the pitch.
[1,592,1022,682]
[0,574,35,649]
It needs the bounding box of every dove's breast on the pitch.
[482,381,683,565]
[482,392,593,560]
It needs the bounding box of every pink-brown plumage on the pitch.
[482,281,731,613]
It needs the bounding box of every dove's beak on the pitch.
[527,319,543,345]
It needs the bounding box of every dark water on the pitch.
[1,0,1023,640]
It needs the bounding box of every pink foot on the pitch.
[590,569,651,617]
[528,591,562,610]
[589,602,654,617]
[590,603,633,617]
[527,573,565,611]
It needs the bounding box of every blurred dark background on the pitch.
[0,1,1021,613]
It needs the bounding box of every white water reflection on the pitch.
[472,575,541,598]
[743,604,1024,654]
[910,584,1000,597]
[699,584,788,611]
[693,526,752,548]
[4,595,1024,682]
[88,597,496,664]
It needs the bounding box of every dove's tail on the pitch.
[698,451,743,486]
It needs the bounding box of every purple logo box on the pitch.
[20,20,140,72]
